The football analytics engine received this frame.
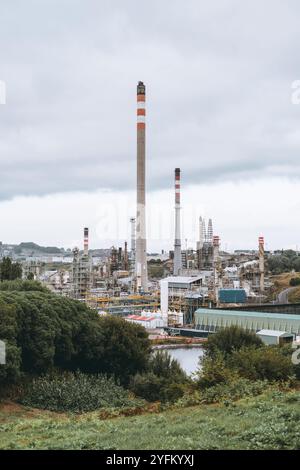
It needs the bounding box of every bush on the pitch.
[130,372,164,402]
[289,277,300,287]
[196,351,239,388]
[203,326,263,359]
[0,300,22,388]
[0,284,151,388]
[19,371,144,413]
[130,351,188,403]
[0,280,48,292]
[148,350,187,382]
[228,346,295,382]
[94,316,150,385]
[199,378,270,404]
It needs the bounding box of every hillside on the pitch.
[1,390,299,450]
[267,272,300,301]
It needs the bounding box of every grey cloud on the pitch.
[1,0,300,200]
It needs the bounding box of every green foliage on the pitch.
[268,250,300,274]
[197,327,294,388]
[19,371,143,413]
[228,346,295,382]
[130,351,188,403]
[130,372,164,402]
[199,378,270,404]
[289,277,300,286]
[204,325,263,358]
[0,280,47,292]
[0,300,21,388]
[2,390,300,450]
[148,350,187,382]
[93,316,150,384]
[0,283,150,389]
[196,351,239,388]
[0,257,22,281]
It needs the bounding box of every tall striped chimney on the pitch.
[136,81,148,292]
[259,236,265,293]
[84,227,89,257]
[173,168,182,276]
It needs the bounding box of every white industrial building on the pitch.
[257,329,295,346]
[160,276,207,326]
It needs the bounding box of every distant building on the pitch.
[194,308,300,335]
[256,329,294,346]
[219,288,247,304]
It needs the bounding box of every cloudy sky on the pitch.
[1,0,300,252]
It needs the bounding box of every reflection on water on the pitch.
[167,347,204,376]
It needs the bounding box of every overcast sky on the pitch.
[1,0,300,251]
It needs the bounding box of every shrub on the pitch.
[95,316,150,385]
[289,277,300,287]
[0,285,150,389]
[203,325,263,359]
[196,351,239,388]
[0,280,48,292]
[130,372,164,402]
[199,378,270,404]
[19,371,144,413]
[130,351,188,403]
[228,346,294,382]
[149,350,188,382]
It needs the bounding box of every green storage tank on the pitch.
[219,289,247,304]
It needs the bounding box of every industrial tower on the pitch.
[173,168,182,276]
[259,236,265,293]
[136,81,148,292]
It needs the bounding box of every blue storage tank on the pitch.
[219,289,247,304]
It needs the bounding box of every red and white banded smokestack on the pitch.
[136,82,148,292]
[258,236,265,293]
[173,168,182,276]
[84,227,89,256]
[175,167,181,205]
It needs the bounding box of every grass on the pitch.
[1,390,300,450]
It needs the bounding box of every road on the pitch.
[277,287,298,304]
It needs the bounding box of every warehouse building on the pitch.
[194,308,300,335]
[256,330,295,346]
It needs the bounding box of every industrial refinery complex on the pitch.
[1,82,300,341]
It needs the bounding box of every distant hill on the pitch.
[14,242,63,254]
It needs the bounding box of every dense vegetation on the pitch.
[0,281,150,391]
[268,250,300,274]
[196,326,297,389]
[1,281,299,449]
[0,257,22,282]
[289,277,300,287]
[130,350,188,402]
[1,390,299,450]
[20,371,144,413]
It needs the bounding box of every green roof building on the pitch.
[194,308,300,335]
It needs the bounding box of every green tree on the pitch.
[130,350,188,402]
[0,300,22,388]
[196,351,238,388]
[203,325,263,359]
[228,346,294,382]
[95,316,150,385]
[0,257,22,281]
